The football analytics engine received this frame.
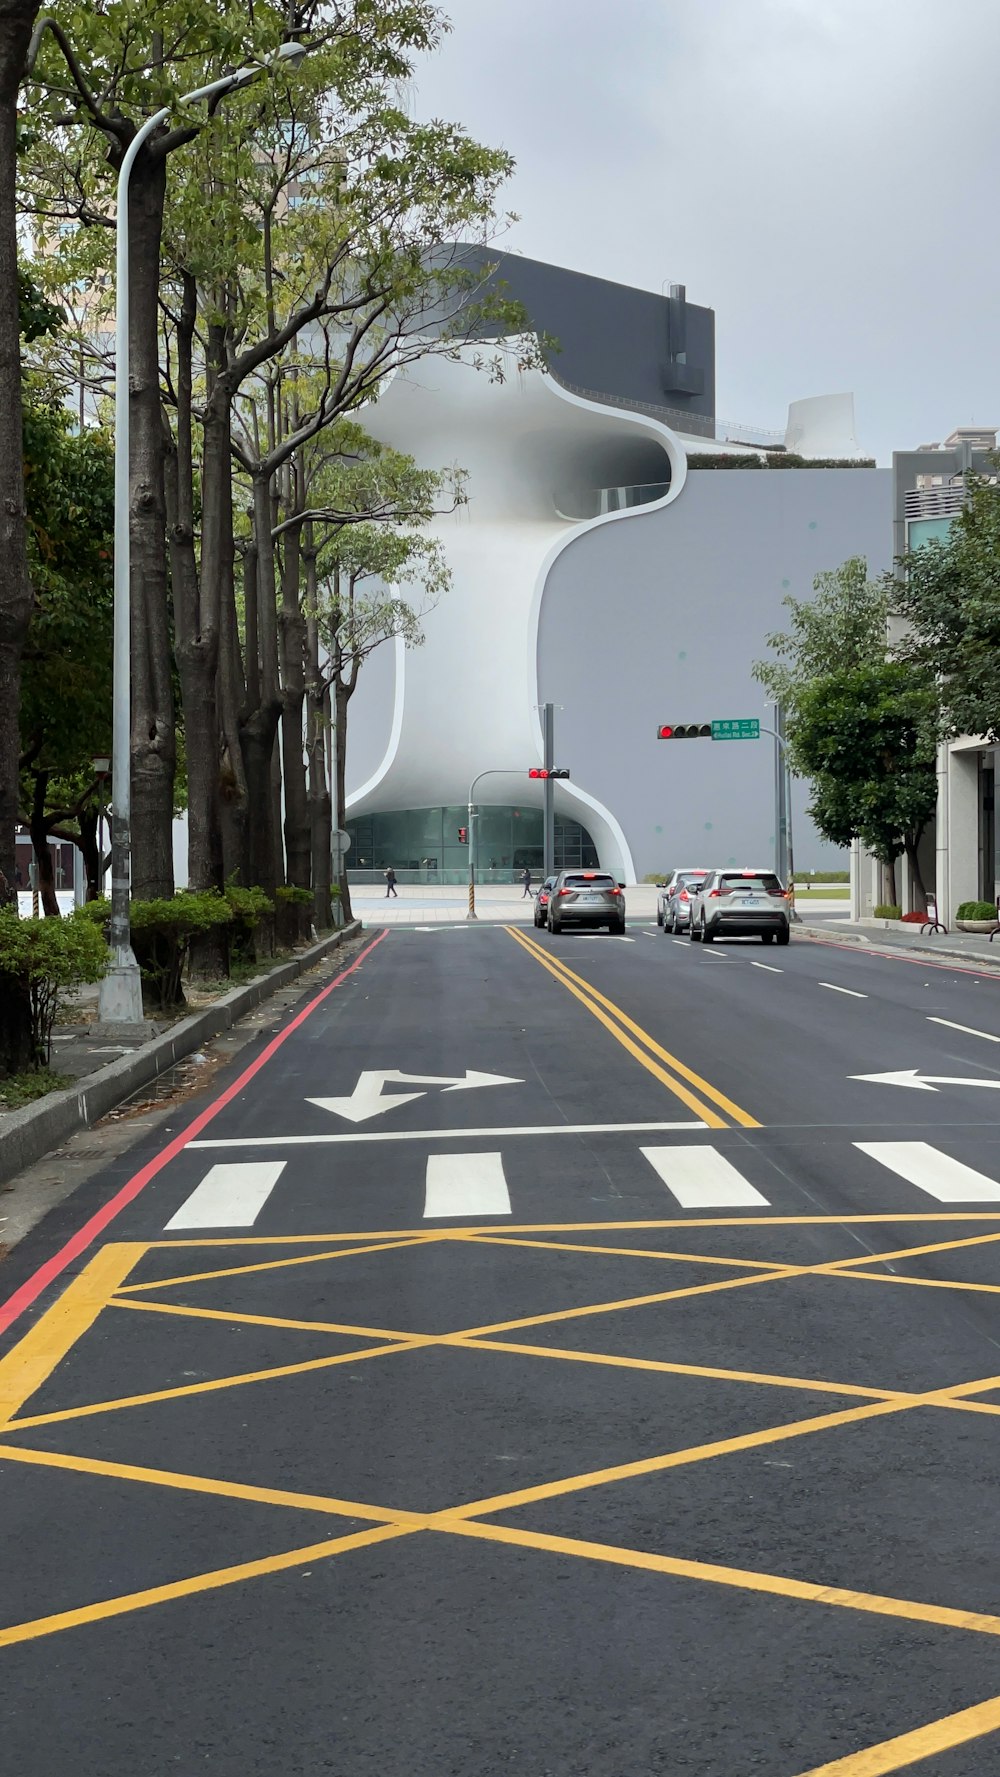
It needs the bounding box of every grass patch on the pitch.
[795,886,850,899]
[0,1069,73,1111]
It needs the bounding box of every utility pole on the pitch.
[542,702,555,879]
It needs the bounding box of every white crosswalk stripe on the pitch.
[854,1141,1000,1204]
[165,1161,286,1230]
[640,1145,770,1209]
[423,1151,512,1218]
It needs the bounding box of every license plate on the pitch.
[741,897,759,906]
[581,894,603,903]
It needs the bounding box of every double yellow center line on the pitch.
[507,928,759,1130]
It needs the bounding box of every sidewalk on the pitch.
[797,917,1000,971]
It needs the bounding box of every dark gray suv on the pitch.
[547,870,626,935]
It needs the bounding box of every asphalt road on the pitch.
[6,917,1000,1773]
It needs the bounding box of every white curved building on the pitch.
[345,256,890,884]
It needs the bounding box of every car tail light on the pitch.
[679,889,689,902]
[612,887,622,897]
[708,888,722,898]
[558,887,573,896]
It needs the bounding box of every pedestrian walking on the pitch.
[521,866,532,898]
[384,866,398,898]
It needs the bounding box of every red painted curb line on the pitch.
[799,931,1000,985]
[0,927,389,1338]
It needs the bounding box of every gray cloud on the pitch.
[412,0,1000,461]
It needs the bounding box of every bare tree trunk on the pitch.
[168,278,224,894]
[127,151,175,899]
[29,770,59,916]
[904,833,927,912]
[304,535,331,928]
[335,676,353,922]
[279,496,311,930]
[0,0,41,1072]
[240,468,283,896]
[77,803,101,901]
[219,553,250,885]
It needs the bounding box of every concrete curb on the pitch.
[795,922,1000,973]
[0,921,363,1186]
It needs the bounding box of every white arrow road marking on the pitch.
[165,1161,286,1230]
[640,1145,770,1208]
[307,1068,523,1124]
[423,1152,511,1218]
[851,1069,1000,1092]
[855,1142,1000,1204]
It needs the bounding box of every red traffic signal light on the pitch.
[458,826,468,843]
[657,723,711,740]
[528,767,570,779]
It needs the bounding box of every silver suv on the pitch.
[688,868,790,945]
[547,870,626,935]
[657,867,710,932]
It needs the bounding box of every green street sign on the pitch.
[711,718,760,741]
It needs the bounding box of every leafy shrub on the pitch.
[956,901,999,921]
[874,904,902,919]
[275,885,314,906]
[0,909,107,1066]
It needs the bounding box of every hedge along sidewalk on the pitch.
[795,919,1000,974]
[0,920,362,1186]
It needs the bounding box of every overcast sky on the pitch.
[411,0,1000,464]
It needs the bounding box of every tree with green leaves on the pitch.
[754,557,940,907]
[791,662,938,906]
[0,0,43,1074]
[315,497,452,922]
[892,468,1000,741]
[18,398,114,910]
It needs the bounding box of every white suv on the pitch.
[688,868,790,945]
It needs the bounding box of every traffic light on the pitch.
[657,723,712,740]
[528,767,571,778]
[458,826,468,843]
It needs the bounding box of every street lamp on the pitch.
[466,771,526,920]
[97,41,308,1024]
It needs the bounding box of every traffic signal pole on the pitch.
[466,763,572,921]
[543,702,555,879]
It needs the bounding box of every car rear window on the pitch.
[564,874,616,889]
[677,871,708,885]
[719,872,783,894]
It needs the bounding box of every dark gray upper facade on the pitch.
[452,246,716,437]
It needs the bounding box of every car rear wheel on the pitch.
[776,926,790,946]
[689,916,701,941]
[761,931,774,944]
[614,918,626,935]
[701,916,714,943]
[656,908,663,926]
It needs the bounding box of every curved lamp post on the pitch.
[96,40,308,1023]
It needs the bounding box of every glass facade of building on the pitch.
[346,805,600,884]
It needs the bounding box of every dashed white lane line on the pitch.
[641,1145,770,1208]
[855,1141,1000,1204]
[189,1120,708,1150]
[819,982,868,999]
[751,962,783,973]
[165,1161,286,1230]
[671,939,687,947]
[928,1017,1000,1044]
[424,1151,511,1218]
